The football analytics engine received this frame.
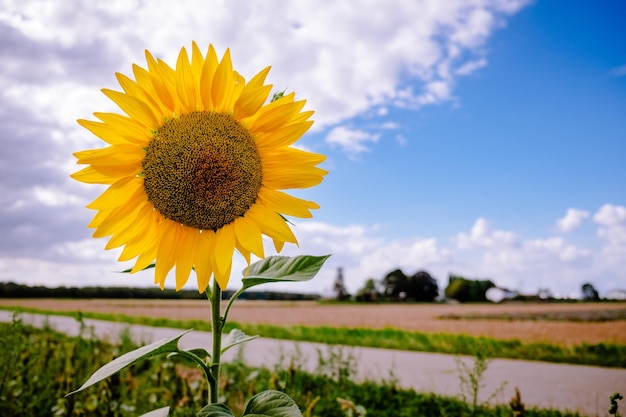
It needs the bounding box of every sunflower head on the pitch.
[72,42,327,292]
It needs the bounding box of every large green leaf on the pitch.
[139,407,170,417]
[222,328,258,355]
[243,390,302,417]
[67,330,191,396]
[197,404,235,417]
[242,255,330,290]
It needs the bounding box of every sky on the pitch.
[1,0,625,298]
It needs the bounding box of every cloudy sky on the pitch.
[1,0,625,298]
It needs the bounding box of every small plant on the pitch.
[337,397,367,417]
[509,387,525,417]
[456,347,507,416]
[610,392,623,417]
[316,345,358,384]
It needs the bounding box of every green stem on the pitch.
[222,286,245,324]
[208,279,223,404]
[174,349,213,385]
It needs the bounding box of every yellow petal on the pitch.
[77,119,129,146]
[175,227,198,290]
[94,112,152,145]
[74,144,145,166]
[116,209,155,260]
[115,72,165,118]
[87,177,143,210]
[144,50,176,112]
[249,100,307,133]
[273,238,285,253]
[213,259,232,291]
[199,44,218,110]
[92,193,146,238]
[102,89,160,129]
[233,215,264,259]
[257,188,319,218]
[211,49,234,113]
[245,204,298,244]
[233,66,272,120]
[255,121,314,151]
[214,225,235,280]
[194,230,216,292]
[236,243,251,265]
[243,92,294,127]
[131,64,171,116]
[106,203,152,250]
[154,221,181,288]
[71,165,140,184]
[175,47,196,113]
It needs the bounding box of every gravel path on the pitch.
[2,311,624,416]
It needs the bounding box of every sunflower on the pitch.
[72,42,327,292]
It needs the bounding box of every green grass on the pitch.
[2,305,625,368]
[0,317,589,417]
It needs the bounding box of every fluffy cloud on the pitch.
[325,126,380,155]
[556,208,590,232]
[454,218,517,249]
[1,0,530,128]
[593,204,626,245]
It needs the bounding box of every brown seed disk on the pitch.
[142,112,262,230]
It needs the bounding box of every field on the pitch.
[1,298,625,346]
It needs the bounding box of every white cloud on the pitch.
[456,58,488,75]
[1,210,622,297]
[593,204,626,246]
[454,218,517,249]
[0,0,531,129]
[325,126,380,155]
[556,208,590,232]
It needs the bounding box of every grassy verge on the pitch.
[0,317,588,417]
[2,305,625,368]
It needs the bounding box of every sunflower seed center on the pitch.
[142,111,262,230]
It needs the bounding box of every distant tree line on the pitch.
[444,275,495,303]
[0,281,320,301]
[352,269,439,302]
[347,266,609,303]
[349,268,497,303]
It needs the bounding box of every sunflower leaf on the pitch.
[67,330,191,396]
[222,329,258,355]
[139,407,171,417]
[197,403,235,417]
[243,390,302,416]
[241,255,330,290]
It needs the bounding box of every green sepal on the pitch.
[197,403,235,417]
[67,329,191,396]
[121,263,155,273]
[242,255,330,290]
[243,390,302,416]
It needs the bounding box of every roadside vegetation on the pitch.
[0,316,588,417]
[2,306,625,368]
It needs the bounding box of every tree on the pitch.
[581,282,600,301]
[406,270,439,302]
[381,269,409,300]
[444,275,495,303]
[333,267,350,301]
[355,278,380,302]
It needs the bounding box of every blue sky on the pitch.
[1,0,624,297]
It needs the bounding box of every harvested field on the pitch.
[1,299,625,346]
